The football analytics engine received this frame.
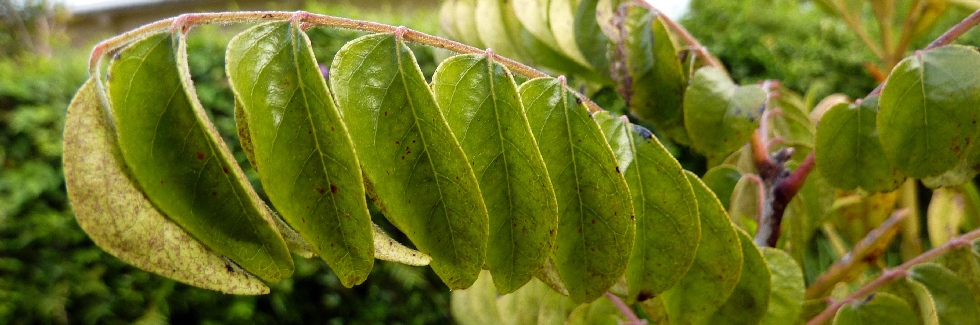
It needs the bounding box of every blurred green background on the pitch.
[2,0,979,323]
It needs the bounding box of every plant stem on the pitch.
[604,292,646,324]
[804,209,909,300]
[86,10,606,113]
[806,226,980,325]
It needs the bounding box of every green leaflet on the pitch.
[702,165,742,209]
[614,6,690,145]
[453,0,486,48]
[439,0,461,40]
[106,33,292,282]
[926,188,965,247]
[548,0,595,68]
[907,263,980,325]
[65,78,269,294]
[663,172,744,325]
[706,229,772,325]
[329,33,489,289]
[432,54,559,294]
[684,66,767,155]
[565,296,625,325]
[475,0,523,60]
[938,244,980,305]
[877,45,980,179]
[815,99,906,192]
[770,89,815,148]
[759,247,805,325]
[513,0,563,51]
[226,21,374,287]
[832,292,919,325]
[496,278,551,325]
[571,0,610,74]
[451,271,504,325]
[595,112,700,301]
[521,76,635,303]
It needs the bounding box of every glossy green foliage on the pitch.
[432,53,558,294]
[877,45,980,179]
[702,165,742,209]
[684,66,768,155]
[595,111,700,300]
[330,33,489,289]
[521,76,635,303]
[907,263,980,325]
[225,22,374,287]
[663,172,744,325]
[832,292,919,325]
[65,78,269,294]
[106,32,293,282]
[611,4,690,145]
[759,247,805,325]
[706,230,771,325]
[815,98,906,192]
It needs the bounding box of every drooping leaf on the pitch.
[614,5,690,145]
[832,292,919,325]
[770,89,816,148]
[815,98,906,192]
[432,53,559,294]
[877,45,980,179]
[106,32,292,282]
[759,247,806,325]
[595,112,699,301]
[907,263,980,325]
[663,172,744,325]
[548,0,597,69]
[330,33,489,289]
[451,271,504,325]
[475,0,522,59]
[452,0,487,48]
[512,0,563,51]
[926,188,965,248]
[226,21,374,287]
[497,278,550,325]
[684,66,767,155]
[706,229,772,325]
[565,296,625,325]
[571,0,611,74]
[521,76,635,303]
[701,165,742,209]
[65,78,269,294]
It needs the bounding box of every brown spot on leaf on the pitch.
[196,152,205,160]
[316,187,325,194]
[330,184,338,194]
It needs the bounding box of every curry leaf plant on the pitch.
[62,1,980,324]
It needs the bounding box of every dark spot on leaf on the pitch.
[396,141,400,144]
[578,227,582,233]
[615,166,620,173]
[330,184,338,194]
[160,179,165,184]
[302,217,306,223]
[637,291,654,302]
[591,219,596,224]
[316,187,325,194]
[225,264,234,273]
[455,175,460,180]
[222,167,229,174]
[384,111,388,116]
[196,152,205,160]
[401,156,405,160]
[630,215,636,221]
